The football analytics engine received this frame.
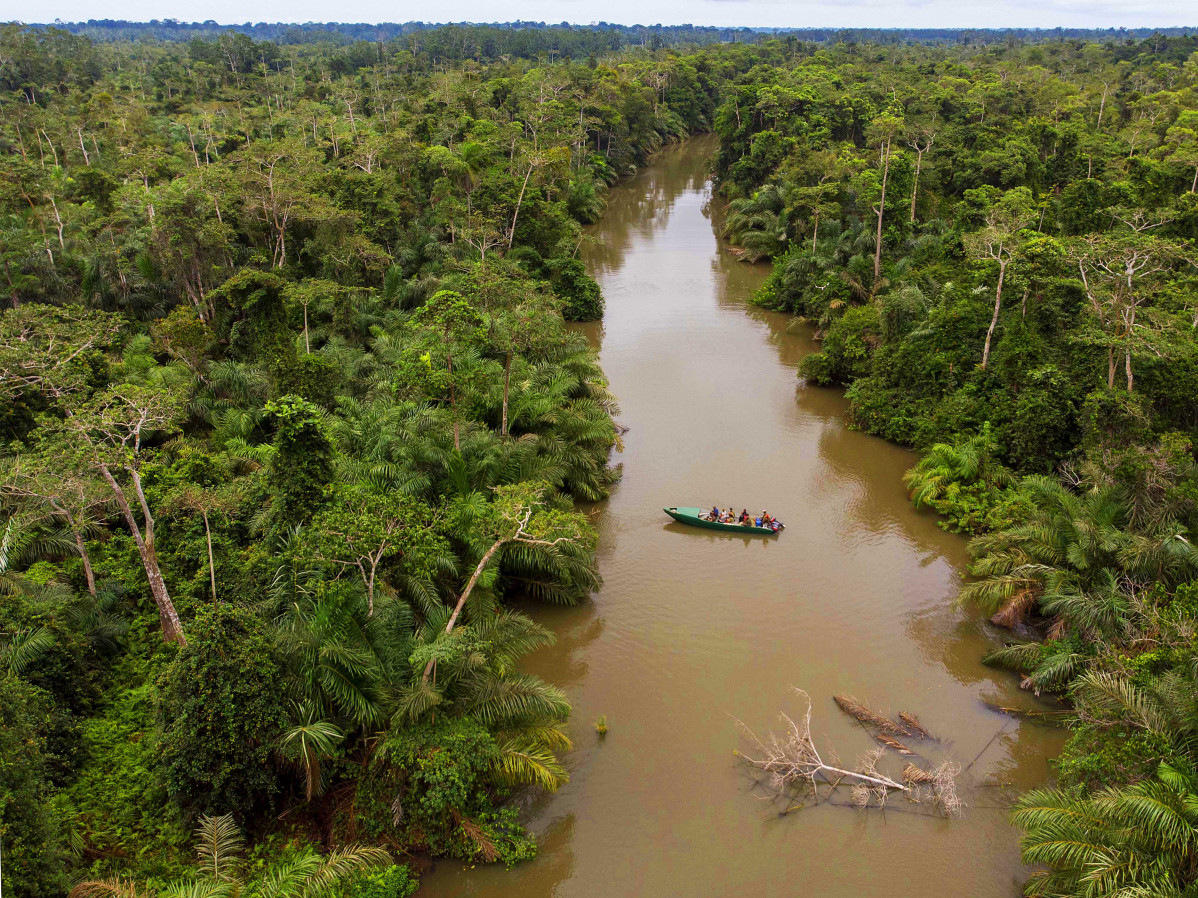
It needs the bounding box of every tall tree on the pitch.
[964,187,1037,370]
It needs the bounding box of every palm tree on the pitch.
[397,609,573,791]
[1013,760,1198,897]
[266,571,392,729]
[278,699,344,802]
[1013,665,1198,896]
[723,185,788,262]
[1077,664,1198,759]
[961,476,1132,629]
[70,814,389,898]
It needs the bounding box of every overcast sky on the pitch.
[16,0,1196,30]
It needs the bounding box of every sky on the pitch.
[9,0,1196,30]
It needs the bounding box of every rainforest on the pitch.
[1,21,1198,898]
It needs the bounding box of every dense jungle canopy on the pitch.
[1,21,1198,897]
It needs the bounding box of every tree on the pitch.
[961,476,1132,630]
[233,137,349,268]
[420,482,591,685]
[1012,661,1198,898]
[308,486,438,615]
[401,611,572,792]
[277,700,343,803]
[64,384,188,643]
[264,395,335,529]
[964,187,1036,370]
[2,450,110,596]
[412,291,485,452]
[167,479,242,603]
[906,122,936,222]
[866,112,903,282]
[1072,234,1183,392]
[0,306,188,642]
[904,424,1016,511]
[723,185,786,262]
[1015,760,1198,897]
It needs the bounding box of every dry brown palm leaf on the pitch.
[902,763,935,785]
[69,879,145,898]
[898,712,933,739]
[989,588,1040,628]
[874,732,915,754]
[834,695,911,737]
[457,814,499,862]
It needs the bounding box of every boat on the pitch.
[663,506,783,536]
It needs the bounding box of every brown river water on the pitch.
[420,136,1064,897]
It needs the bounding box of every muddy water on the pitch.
[421,136,1064,897]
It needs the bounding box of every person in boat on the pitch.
[709,505,720,521]
[740,508,750,525]
[761,510,772,528]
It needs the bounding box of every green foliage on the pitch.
[548,258,604,321]
[799,305,881,385]
[346,865,420,898]
[9,21,1198,896]
[264,395,335,528]
[69,678,189,877]
[360,717,538,864]
[159,604,288,819]
[1055,724,1174,791]
[904,425,1025,533]
[0,675,71,897]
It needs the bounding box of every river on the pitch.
[420,136,1064,897]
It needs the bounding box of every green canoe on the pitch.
[664,506,783,536]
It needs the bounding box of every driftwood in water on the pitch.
[898,712,933,740]
[738,690,965,818]
[736,690,908,805]
[902,761,965,817]
[834,695,910,737]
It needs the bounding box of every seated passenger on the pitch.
[710,505,720,521]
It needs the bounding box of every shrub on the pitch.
[69,677,188,878]
[808,305,881,384]
[1055,723,1173,792]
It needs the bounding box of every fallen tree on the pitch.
[736,689,965,817]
